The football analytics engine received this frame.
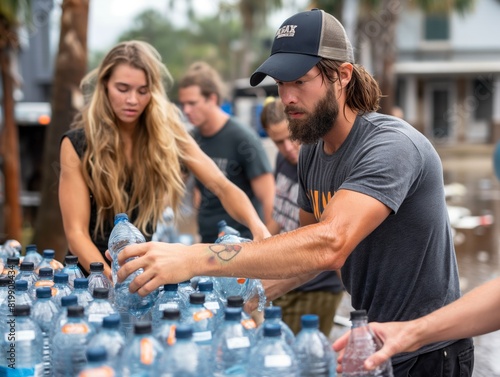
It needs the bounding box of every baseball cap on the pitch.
[250,9,354,87]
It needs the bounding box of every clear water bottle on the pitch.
[73,278,94,309]
[217,220,241,238]
[212,307,254,377]
[23,244,43,269]
[108,213,158,325]
[0,305,44,376]
[78,346,117,377]
[294,314,336,377]
[51,295,79,337]
[87,262,113,302]
[87,288,118,331]
[178,279,196,306]
[87,314,125,368]
[183,292,216,353]
[52,305,94,377]
[32,287,60,377]
[0,277,11,319]
[14,279,33,308]
[255,306,295,347]
[342,310,394,377]
[152,206,179,243]
[120,322,163,376]
[249,323,298,377]
[4,256,20,277]
[227,295,257,335]
[156,325,209,377]
[1,239,21,262]
[212,234,267,311]
[198,280,225,328]
[61,255,85,288]
[36,249,64,274]
[30,267,55,300]
[16,261,39,290]
[155,308,181,347]
[152,283,184,329]
[51,272,74,308]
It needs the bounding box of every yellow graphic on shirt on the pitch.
[309,189,334,221]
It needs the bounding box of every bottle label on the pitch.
[4,330,35,342]
[204,301,220,311]
[61,323,90,334]
[192,331,212,342]
[226,336,250,349]
[79,366,115,377]
[193,309,213,321]
[140,338,154,365]
[264,355,292,368]
[236,278,247,284]
[0,365,40,377]
[167,325,176,346]
[241,319,257,330]
[159,302,178,311]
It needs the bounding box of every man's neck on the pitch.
[322,108,358,155]
[199,108,230,137]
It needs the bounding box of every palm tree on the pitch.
[0,0,29,242]
[32,0,89,260]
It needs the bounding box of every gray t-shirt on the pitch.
[193,117,272,242]
[298,112,461,364]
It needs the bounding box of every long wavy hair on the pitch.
[73,40,191,237]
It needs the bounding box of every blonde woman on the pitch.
[59,41,269,279]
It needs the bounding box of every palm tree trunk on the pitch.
[32,0,89,261]
[0,48,22,242]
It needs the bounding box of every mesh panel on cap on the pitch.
[318,11,354,63]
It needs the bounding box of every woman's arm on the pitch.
[59,137,112,279]
[183,137,270,241]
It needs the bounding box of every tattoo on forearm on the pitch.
[208,244,242,262]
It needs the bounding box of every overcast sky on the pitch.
[87,0,307,51]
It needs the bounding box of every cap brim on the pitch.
[250,53,321,87]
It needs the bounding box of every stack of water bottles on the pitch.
[0,216,394,376]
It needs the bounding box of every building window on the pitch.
[424,13,450,41]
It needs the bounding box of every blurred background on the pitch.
[0,0,499,375]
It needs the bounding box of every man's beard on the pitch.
[286,87,338,144]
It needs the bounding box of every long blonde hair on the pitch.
[73,40,191,237]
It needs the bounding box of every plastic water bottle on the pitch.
[4,256,20,277]
[152,283,184,329]
[61,255,85,288]
[152,206,179,242]
[178,279,196,306]
[30,267,55,300]
[249,323,298,377]
[156,325,209,377]
[155,308,181,347]
[212,307,255,377]
[120,322,163,376]
[108,213,158,325]
[16,261,39,290]
[73,278,94,309]
[52,305,94,377]
[227,295,257,335]
[87,288,118,331]
[1,239,21,262]
[342,310,394,377]
[183,292,216,353]
[87,314,126,368]
[36,249,63,274]
[0,277,11,319]
[256,306,295,347]
[294,314,336,377]
[51,272,74,308]
[51,295,79,337]
[0,305,44,376]
[217,220,241,238]
[14,279,33,308]
[23,244,43,269]
[87,262,113,301]
[32,287,60,377]
[212,233,267,311]
[198,280,225,328]
[78,346,117,377]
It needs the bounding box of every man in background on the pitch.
[178,62,275,242]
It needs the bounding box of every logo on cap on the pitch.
[275,25,298,39]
